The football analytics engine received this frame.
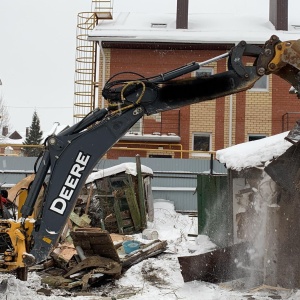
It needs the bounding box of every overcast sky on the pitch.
[0,1,91,134]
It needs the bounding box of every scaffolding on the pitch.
[73,1,113,122]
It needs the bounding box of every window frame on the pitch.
[128,118,142,134]
[193,66,214,78]
[247,134,267,142]
[250,75,269,92]
[192,132,212,157]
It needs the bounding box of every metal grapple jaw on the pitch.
[265,120,300,193]
[285,120,300,145]
[264,36,300,98]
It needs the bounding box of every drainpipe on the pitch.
[100,42,106,108]
[229,94,233,147]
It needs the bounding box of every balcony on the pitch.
[282,112,300,131]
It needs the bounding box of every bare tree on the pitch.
[0,95,10,136]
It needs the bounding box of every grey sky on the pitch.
[0,0,91,134]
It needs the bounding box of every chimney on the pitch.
[2,126,8,136]
[269,0,288,30]
[176,0,189,29]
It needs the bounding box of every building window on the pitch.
[194,67,214,78]
[250,75,268,91]
[128,119,142,134]
[149,154,172,158]
[193,133,211,156]
[248,134,267,142]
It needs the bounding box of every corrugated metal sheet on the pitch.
[0,157,36,187]
[0,156,227,211]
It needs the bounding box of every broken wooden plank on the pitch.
[85,184,94,214]
[71,228,120,263]
[250,284,290,293]
[110,233,129,243]
[41,275,73,288]
[178,242,251,283]
[60,219,73,242]
[121,240,168,268]
[64,256,122,278]
[124,182,141,231]
[70,212,91,228]
[113,197,125,233]
[51,242,77,268]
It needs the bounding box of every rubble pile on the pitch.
[31,225,167,290]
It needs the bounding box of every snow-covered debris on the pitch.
[216,132,292,170]
[0,200,298,299]
[86,162,153,184]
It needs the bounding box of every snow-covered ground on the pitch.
[1,200,299,300]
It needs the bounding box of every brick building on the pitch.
[75,0,300,159]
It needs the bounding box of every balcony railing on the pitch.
[282,112,300,131]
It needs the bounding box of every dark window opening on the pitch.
[193,135,210,151]
[149,154,172,158]
[248,135,267,142]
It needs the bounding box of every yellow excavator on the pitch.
[1,35,300,280]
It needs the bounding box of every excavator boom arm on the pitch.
[4,35,300,270]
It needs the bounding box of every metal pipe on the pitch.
[112,146,216,157]
[150,52,230,83]
[100,43,106,108]
[197,52,230,68]
[229,94,233,146]
[117,141,183,158]
[76,246,86,261]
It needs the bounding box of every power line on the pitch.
[6,106,72,109]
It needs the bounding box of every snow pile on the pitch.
[216,132,292,170]
[146,200,215,256]
[86,163,153,184]
[0,199,298,299]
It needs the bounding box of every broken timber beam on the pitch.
[121,240,167,268]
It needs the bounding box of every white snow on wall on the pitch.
[216,132,292,170]
[86,162,153,184]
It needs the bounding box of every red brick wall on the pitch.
[272,75,300,134]
[235,92,246,144]
[103,46,300,158]
[109,48,229,157]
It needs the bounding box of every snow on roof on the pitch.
[216,132,292,171]
[0,123,69,146]
[86,162,153,184]
[0,135,24,145]
[89,0,300,44]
